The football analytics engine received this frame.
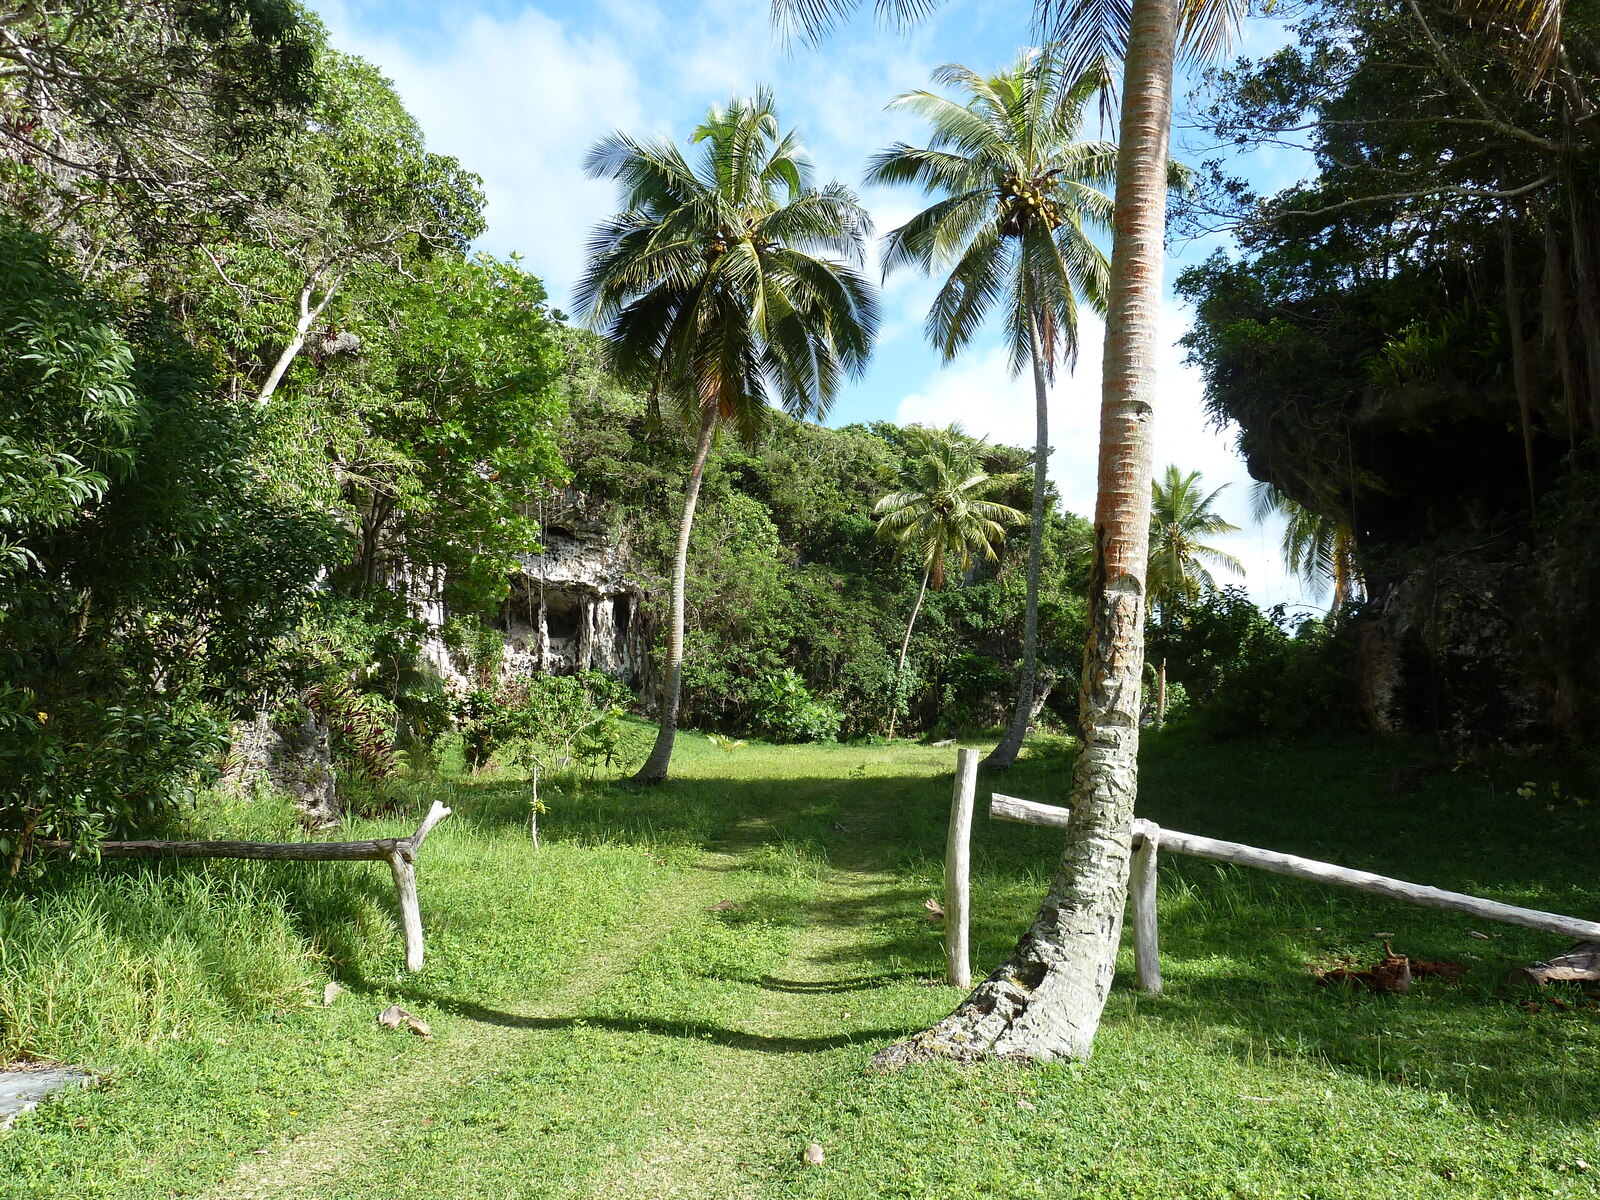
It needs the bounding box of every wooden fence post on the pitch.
[40,799,453,972]
[388,849,424,972]
[1130,821,1162,995]
[946,748,979,989]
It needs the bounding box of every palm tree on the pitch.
[866,50,1114,770]
[1147,465,1242,724]
[874,426,1026,736]
[776,0,1250,1067]
[1251,482,1361,614]
[1148,466,1243,607]
[577,91,877,784]
[786,0,1568,1071]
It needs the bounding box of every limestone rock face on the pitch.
[497,517,648,684]
[418,500,651,696]
[1231,367,1600,747]
[224,710,341,826]
[1351,523,1600,746]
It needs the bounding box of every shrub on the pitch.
[1150,587,1354,738]
[459,671,635,775]
[752,669,842,744]
[0,223,336,868]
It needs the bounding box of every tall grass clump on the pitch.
[0,867,321,1061]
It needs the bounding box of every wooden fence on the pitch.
[41,801,452,971]
[934,773,1600,994]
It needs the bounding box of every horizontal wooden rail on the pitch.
[39,801,453,970]
[991,793,1600,944]
[72,836,413,862]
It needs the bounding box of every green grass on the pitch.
[2,725,1598,1198]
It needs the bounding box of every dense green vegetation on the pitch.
[7,0,1599,1186]
[4,733,1597,1197]
[1178,0,1600,744]
[0,3,1117,854]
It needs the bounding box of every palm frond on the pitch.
[581,92,877,451]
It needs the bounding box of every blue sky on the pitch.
[315,0,1317,606]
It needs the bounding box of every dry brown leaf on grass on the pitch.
[377,1005,432,1039]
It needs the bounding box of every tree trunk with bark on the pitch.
[1502,216,1538,510]
[632,406,719,784]
[888,564,932,739]
[985,311,1051,769]
[874,0,1177,1066]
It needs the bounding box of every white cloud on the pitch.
[896,298,1313,608]
[320,6,649,310]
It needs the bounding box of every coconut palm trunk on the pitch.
[985,310,1051,768]
[1332,526,1355,615]
[888,562,933,738]
[874,0,1179,1065]
[633,405,719,784]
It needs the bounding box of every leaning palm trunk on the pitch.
[874,0,1177,1065]
[985,311,1051,769]
[888,564,933,739]
[633,406,719,784]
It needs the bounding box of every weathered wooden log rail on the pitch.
[988,792,1600,995]
[39,801,452,971]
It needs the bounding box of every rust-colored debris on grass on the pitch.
[1313,941,1467,994]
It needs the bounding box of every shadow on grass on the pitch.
[25,728,1594,1124]
[757,973,920,994]
[395,992,915,1055]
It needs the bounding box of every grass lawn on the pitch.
[2,725,1598,1198]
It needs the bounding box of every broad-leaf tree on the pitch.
[874,426,1025,735]
[0,1,316,245]
[200,52,486,408]
[577,90,878,784]
[866,49,1114,769]
[0,222,338,872]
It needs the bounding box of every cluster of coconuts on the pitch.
[701,220,773,263]
[998,175,1063,233]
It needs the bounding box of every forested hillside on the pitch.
[0,2,1096,863]
[546,336,1092,741]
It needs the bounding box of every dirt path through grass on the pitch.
[575,821,920,1198]
[202,862,727,1200]
[203,767,935,1200]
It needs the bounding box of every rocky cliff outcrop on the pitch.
[496,516,649,684]
[1236,372,1600,747]
[420,492,652,695]
[224,710,341,826]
